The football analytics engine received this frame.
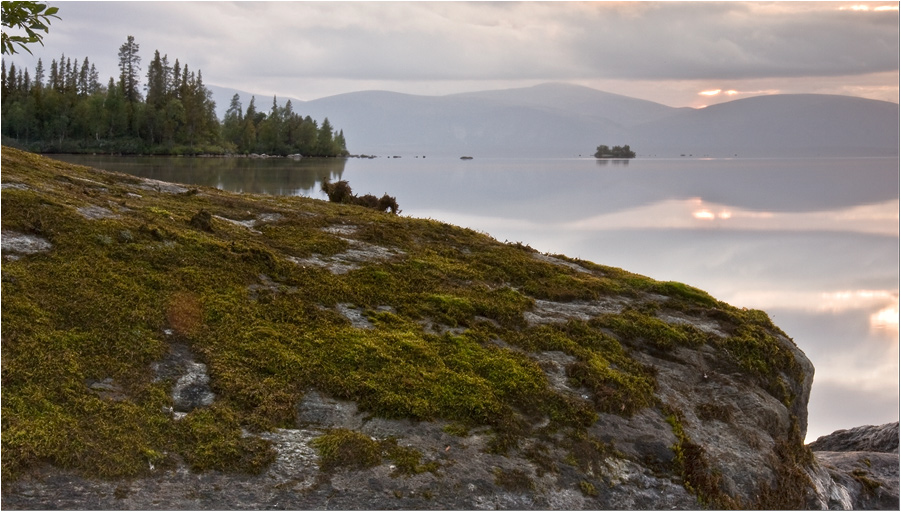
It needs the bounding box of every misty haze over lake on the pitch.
[50,154,899,442]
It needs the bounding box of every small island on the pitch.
[594,144,636,159]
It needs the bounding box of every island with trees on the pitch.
[594,144,636,159]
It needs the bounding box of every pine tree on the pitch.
[335,129,347,154]
[160,54,171,97]
[64,57,74,93]
[193,69,218,143]
[240,96,258,151]
[78,57,89,95]
[34,58,43,88]
[105,76,128,137]
[48,59,57,90]
[87,63,99,94]
[317,117,336,156]
[257,95,284,153]
[117,35,142,102]
[8,62,17,92]
[222,93,243,147]
[171,58,181,97]
[145,50,166,108]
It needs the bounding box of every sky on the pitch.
[3,1,899,108]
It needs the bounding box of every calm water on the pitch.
[49,154,900,441]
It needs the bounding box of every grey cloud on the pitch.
[5,2,898,104]
[61,1,891,84]
[561,3,899,80]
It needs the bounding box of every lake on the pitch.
[48,153,900,442]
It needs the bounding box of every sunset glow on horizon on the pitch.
[840,4,900,11]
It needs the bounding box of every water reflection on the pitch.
[595,159,630,167]
[561,197,898,236]
[48,154,348,197]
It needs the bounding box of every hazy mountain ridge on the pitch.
[208,83,899,158]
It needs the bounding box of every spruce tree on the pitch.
[317,117,335,156]
[222,93,243,147]
[48,59,57,90]
[77,57,88,95]
[145,49,166,108]
[8,62,17,92]
[171,58,181,97]
[34,58,43,88]
[117,35,141,102]
[87,63,99,94]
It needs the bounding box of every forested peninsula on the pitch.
[1,36,349,157]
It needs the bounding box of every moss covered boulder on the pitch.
[2,147,832,509]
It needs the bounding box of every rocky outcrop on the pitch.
[0,310,822,510]
[1,148,892,510]
[806,423,900,510]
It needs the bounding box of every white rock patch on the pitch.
[2,231,52,260]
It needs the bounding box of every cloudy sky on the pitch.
[4,1,899,108]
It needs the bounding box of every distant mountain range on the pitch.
[208,83,899,158]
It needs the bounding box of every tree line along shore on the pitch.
[1,36,349,157]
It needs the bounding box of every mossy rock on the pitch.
[1,148,814,510]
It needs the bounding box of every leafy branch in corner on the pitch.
[1,1,60,55]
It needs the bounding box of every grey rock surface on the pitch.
[1,231,52,259]
[807,422,900,510]
[812,451,899,510]
[809,422,899,454]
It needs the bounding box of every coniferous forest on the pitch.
[0,36,349,157]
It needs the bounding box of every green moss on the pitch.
[424,293,476,326]
[654,281,719,308]
[176,405,276,474]
[2,384,175,479]
[664,406,739,509]
[579,480,598,497]
[311,429,382,471]
[310,430,438,476]
[442,423,471,437]
[594,309,707,350]
[384,440,440,476]
[851,469,882,495]
[501,320,658,417]
[147,206,173,217]
[716,322,801,405]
